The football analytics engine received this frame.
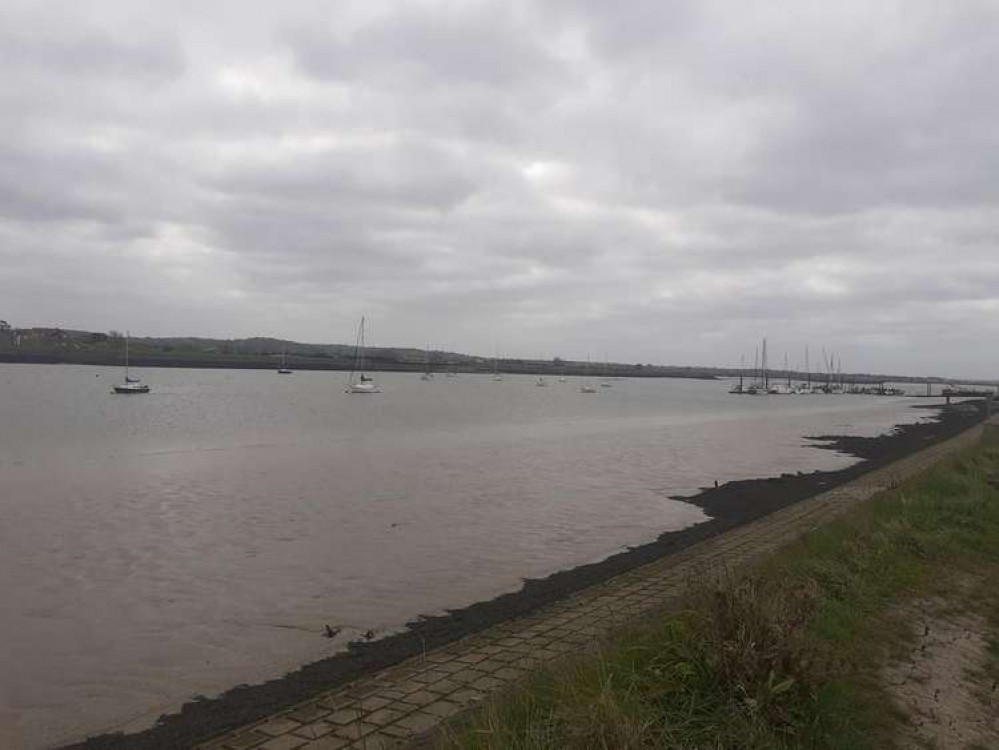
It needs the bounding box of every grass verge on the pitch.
[437,433,999,750]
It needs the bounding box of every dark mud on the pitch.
[62,400,988,750]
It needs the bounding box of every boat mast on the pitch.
[349,317,365,385]
[762,336,769,390]
[359,318,366,377]
[124,331,130,380]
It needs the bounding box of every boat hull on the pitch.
[345,383,381,394]
[113,384,150,394]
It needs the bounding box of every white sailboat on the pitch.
[420,343,434,381]
[599,358,613,387]
[492,348,503,381]
[535,359,547,386]
[579,355,597,393]
[729,355,745,394]
[112,332,150,394]
[277,348,293,374]
[344,317,381,394]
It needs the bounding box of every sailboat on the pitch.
[420,344,434,381]
[112,332,150,394]
[768,352,794,394]
[277,348,293,374]
[599,358,613,387]
[729,355,745,394]
[492,349,503,381]
[579,355,597,393]
[344,317,381,394]
[535,359,547,386]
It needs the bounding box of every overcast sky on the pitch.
[2,1,998,377]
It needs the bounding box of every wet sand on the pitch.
[60,400,987,750]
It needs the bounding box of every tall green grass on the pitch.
[439,438,999,750]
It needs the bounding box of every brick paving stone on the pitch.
[354,733,401,750]
[355,696,393,712]
[332,721,379,742]
[379,722,416,739]
[523,636,553,648]
[471,675,504,691]
[421,700,462,719]
[257,718,302,737]
[454,652,488,665]
[291,721,333,740]
[488,650,522,663]
[326,708,363,725]
[473,659,504,672]
[426,677,459,694]
[373,689,408,701]
[316,695,356,712]
[286,704,331,724]
[448,688,486,705]
[398,689,440,706]
[392,680,429,695]
[411,669,449,684]
[302,736,350,750]
[395,712,441,734]
[510,656,541,670]
[259,736,307,750]
[221,731,269,750]
[432,661,465,674]
[363,707,406,727]
[531,648,562,662]
[448,668,484,684]
[424,650,459,663]
[504,631,535,642]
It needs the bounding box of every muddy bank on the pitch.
[62,400,988,750]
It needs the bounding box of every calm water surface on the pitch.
[0,365,944,748]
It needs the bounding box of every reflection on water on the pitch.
[0,365,942,748]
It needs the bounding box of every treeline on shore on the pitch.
[0,323,993,385]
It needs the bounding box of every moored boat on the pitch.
[344,317,381,394]
[112,332,150,394]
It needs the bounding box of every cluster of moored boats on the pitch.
[729,379,905,397]
[728,337,905,397]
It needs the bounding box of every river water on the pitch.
[0,364,944,748]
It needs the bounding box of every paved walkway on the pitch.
[197,422,987,750]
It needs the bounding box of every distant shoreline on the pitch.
[0,352,721,379]
[58,399,989,750]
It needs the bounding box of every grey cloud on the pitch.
[210,140,479,213]
[0,7,182,80]
[287,3,565,91]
